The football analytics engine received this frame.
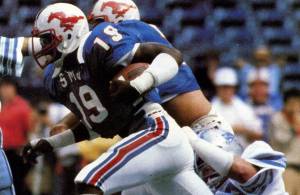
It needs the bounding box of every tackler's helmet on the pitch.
[88,0,140,25]
[32,3,89,68]
[196,129,243,191]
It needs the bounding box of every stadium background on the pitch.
[0,0,300,194]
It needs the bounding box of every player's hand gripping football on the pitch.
[22,139,53,164]
[109,79,141,103]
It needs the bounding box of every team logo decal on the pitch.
[222,132,234,144]
[48,12,84,32]
[101,1,136,19]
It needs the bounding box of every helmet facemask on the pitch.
[31,28,62,68]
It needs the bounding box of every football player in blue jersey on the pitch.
[0,0,232,137]
[21,3,212,195]
[50,0,233,138]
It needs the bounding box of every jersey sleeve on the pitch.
[0,37,24,77]
[241,141,286,170]
[43,64,59,100]
[84,23,139,71]
[225,141,286,194]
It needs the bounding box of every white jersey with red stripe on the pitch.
[75,103,212,194]
[216,141,287,195]
[123,141,287,195]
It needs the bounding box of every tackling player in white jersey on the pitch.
[183,127,288,195]
[125,128,288,195]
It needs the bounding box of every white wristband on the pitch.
[130,53,179,94]
[130,72,154,94]
[45,129,75,149]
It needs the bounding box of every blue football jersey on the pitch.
[82,20,200,103]
[44,52,138,138]
[44,20,199,137]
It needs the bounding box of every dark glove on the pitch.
[109,79,141,103]
[22,139,53,164]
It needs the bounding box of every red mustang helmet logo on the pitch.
[48,12,84,32]
[101,1,136,19]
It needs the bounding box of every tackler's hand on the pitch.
[22,139,53,164]
[109,79,140,103]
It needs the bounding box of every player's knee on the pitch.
[76,182,103,195]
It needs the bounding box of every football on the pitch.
[114,63,149,81]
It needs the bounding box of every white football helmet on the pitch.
[196,129,243,192]
[88,0,140,25]
[32,3,89,68]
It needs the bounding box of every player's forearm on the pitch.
[50,113,80,136]
[130,44,181,94]
[22,37,30,56]
[32,122,98,149]
[58,112,80,129]
[130,53,179,93]
[22,37,41,56]
[228,157,259,183]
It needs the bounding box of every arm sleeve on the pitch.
[230,141,286,194]
[0,37,24,77]
[43,121,101,149]
[241,141,287,170]
[84,40,121,79]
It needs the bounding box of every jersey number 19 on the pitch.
[70,85,108,129]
